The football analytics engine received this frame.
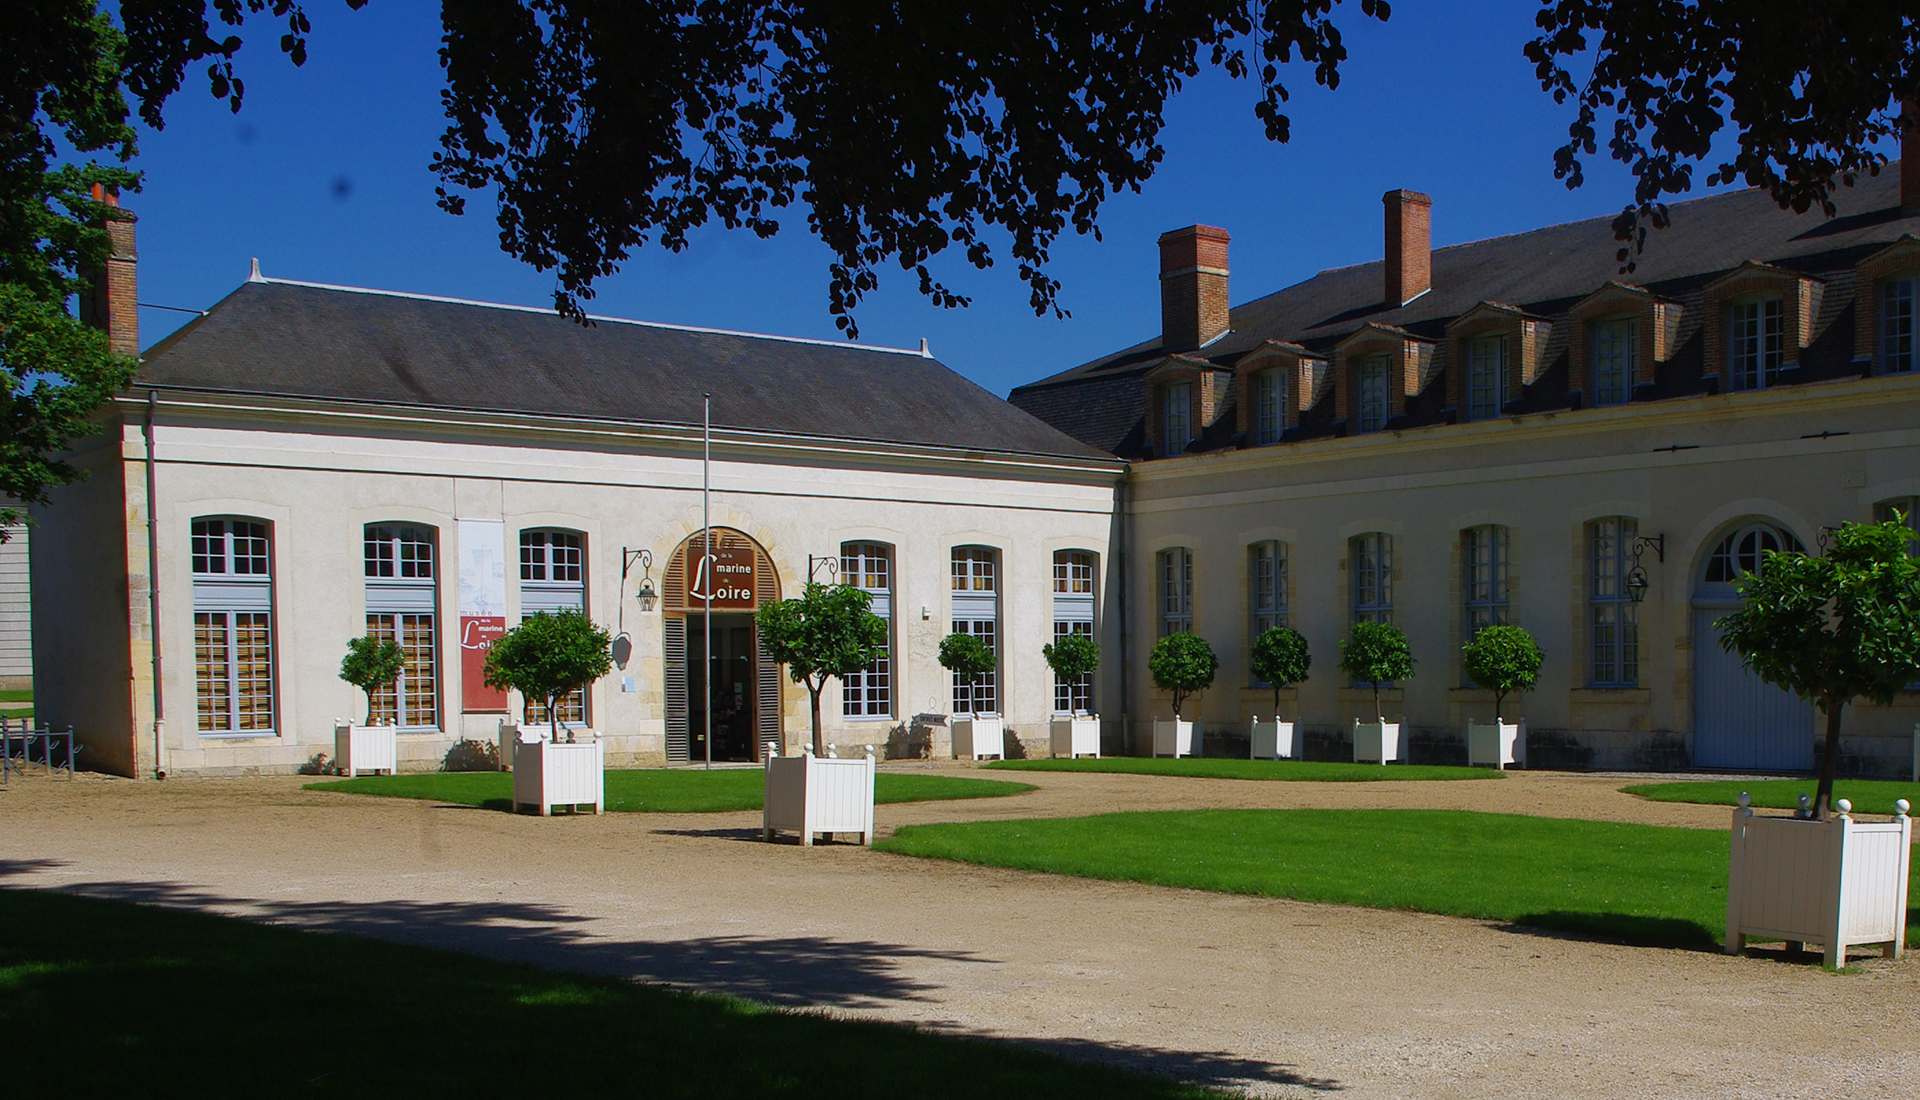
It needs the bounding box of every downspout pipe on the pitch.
[1113,470,1130,755]
[145,390,165,778]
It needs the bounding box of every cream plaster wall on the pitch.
[53,403,1120,775]
[1126,373,1920,769]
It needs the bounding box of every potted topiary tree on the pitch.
[756,580,889,757]
[1043,632,1102,758]
[1248,625,1311,760]
[1339,621,1414,764]
[939,631,1002,760]
[484,611,614,815]
[334,635,403,777]
[1149,632,1217,758]
[1461,624,1542,769]
[1718,517,1920,965]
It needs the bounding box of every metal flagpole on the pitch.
[703,392,713,771]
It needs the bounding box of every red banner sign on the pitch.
[689,545,757,609]
[460,615,508,713]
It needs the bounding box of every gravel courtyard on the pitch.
[2,765,1915,1098]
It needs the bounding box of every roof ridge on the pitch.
[249,275,931,358]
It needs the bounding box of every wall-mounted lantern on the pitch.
[624,547,657,612]
[1625,534,1665,604]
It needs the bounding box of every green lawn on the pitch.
[1622,778,1920,815]
[878,807,1912,948]
[0,888,1228,1098]
[0,689,30,703]
[308,767,1034,813]
[986,757,1502,782]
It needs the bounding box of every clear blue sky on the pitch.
[127,1,1776,397]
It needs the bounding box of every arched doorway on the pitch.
[664,529,783,764]
[1691,520,1815,770]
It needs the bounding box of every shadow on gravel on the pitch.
[0,866,987,1010]
[1011,1035,1345,1093]
[649,825,771,843]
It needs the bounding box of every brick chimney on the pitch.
[79,183,138,357]
[1159,225,1230,351]
[1383,189,1432,307]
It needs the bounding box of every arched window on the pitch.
[364,524,439,729]
[1700,522,1803,587]
[1589,517,1638,687]
[519,529,586,726]
[1052,551,1096,713]
[192,518,275,735]
[1462,525,1510,640]
[1157,548,1193,636]
[1350,533,1392,623]
[950,546,999,714]
[841,542,893,718]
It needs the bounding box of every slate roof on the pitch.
[1010,165,1920,455]
[137,278,1111,461]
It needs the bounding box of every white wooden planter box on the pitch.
[1726,795,1912,967]
[497,720,544,771]
[952,714,1005,761]
[763,746,876,846]
[1050,713,1101,758]
[1466,719,1525,769]
[1352,719,1403,764]
[1250,718,1298,760]
[333,720,397,777]
[1153,718,1202,758]
[511,737,604,815]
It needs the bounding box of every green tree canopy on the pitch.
[1461,624,1543,723]
[482,611,614,742]
[1716,518,1920,820]
[338,634,403,725]
[1249,625,1311,714]
[937,631,996,718]
[1041,632,1100,686]
[758,581,888,754]
[1339,620,1414,720]
[1148,632,1218,719]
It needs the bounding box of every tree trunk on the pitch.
[1372,682,1382,721]
[809,681,824,756]
[1813,697,1846,821]
[1494,688,1505,725]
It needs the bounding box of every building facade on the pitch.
[1011,167,1920,773]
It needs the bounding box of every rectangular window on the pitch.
[1592,318,1639,406]
[1350,532,1392,624]
[1249,541,1288,686]
[1883,278,1915,374]
[841,542,893,718]
[366,524,438,728]
[1462,525,1510,644]
[1875,497,1920,556]
[1468,335,1508,421]
[1590,517,1640,688]
[1255,370,1284,445]
[1052,550,1096,713]
[1163,381,1192,455]
[1158,547,1193,636]
[520,529,587,726]
[192,518,275,735]
[1728,298,1784,391]
[1357,355,1389,433]
[951,547,999,714]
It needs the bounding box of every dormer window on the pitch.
[1254,369,1285,445]
[1356,355,1390,433]
[1467,334,1508,421]
[1727,296,1784,391]
[1163,381,1192,454]
[1882,277,1916,374]
[1592,317,1638,406]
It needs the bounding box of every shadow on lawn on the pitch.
[1012,1036,1344,1093]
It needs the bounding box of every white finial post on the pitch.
[919,337,931,357]
[1835,798,1853,817]
[247,257,263,282]
[1897,799,1911,819]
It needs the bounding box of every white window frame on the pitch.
[1051,550,1096,713]
[191,517,276,737]
[1163,381,1192,455]
[519,528,588,727]
[1589,517,1638,688]
[950,546,999,714]
[1592,317,1638,406]
[1462,525,1510,643]
[1255,369,1284,445]
[1727,296,1784,391]
[1357,354,1389,433]
[365,524,440,730]
[1249,540,1288,686]
[1158,547,1193,637]
[1882,276,1916,375]
[841,541,894,719]
[1467,334,1508,421]
[1350,533,1392,625]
